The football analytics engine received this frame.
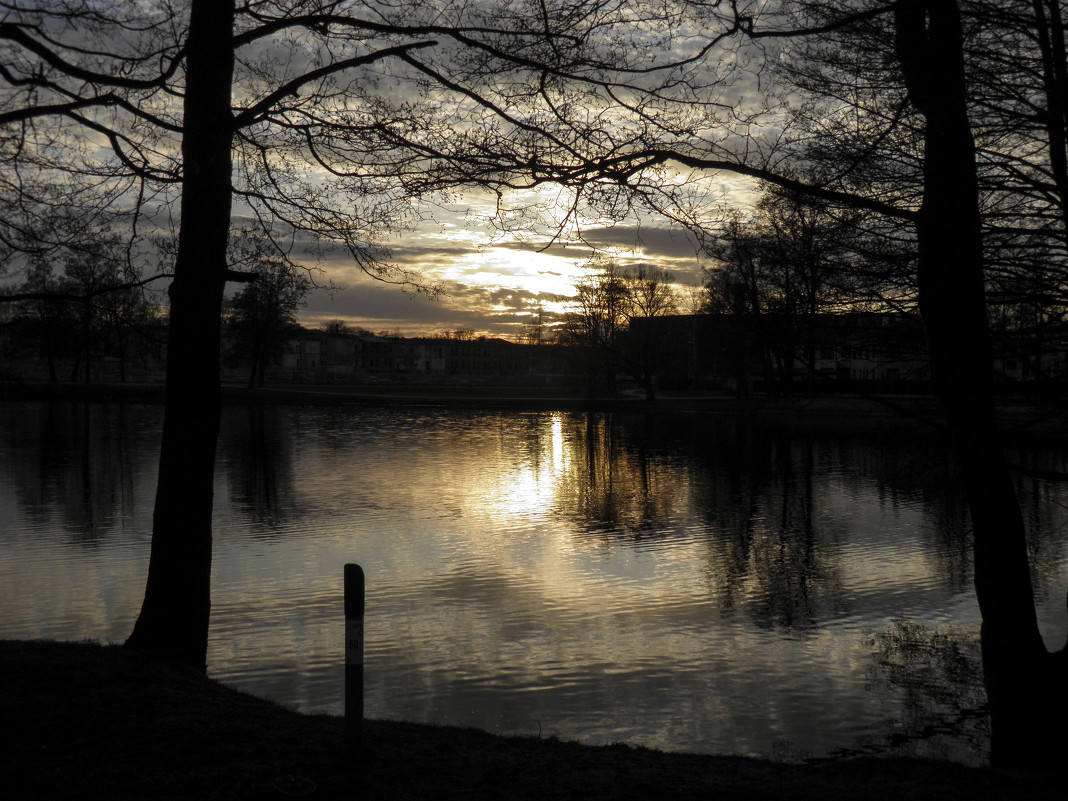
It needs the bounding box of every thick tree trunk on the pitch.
[81,310,91,385]
[126,0,235,670]
[895,0,1067,770]
[1033,0,1068,240]
[248,340,260,390]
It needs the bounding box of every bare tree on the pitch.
[770,2,1068,767]
[323,319,356,337]
[562,260,677,399]
[1,0,651,668]
[471,0,1067,768]
[226,232,310,389]
[779,1,1068,380]
[16,258,76,383]
[5,230,160,383]
[620,264,679,399]
[704,180,896,393]
[520,304,547,345]
[562,261,631,396]
[895,0,1068,769]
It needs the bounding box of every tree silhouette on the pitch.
[483,0,1067,769]
[561,261,677,399]
[4,232,160,383]
[2,0,649,668]
[704,182,881,394]
[225,232,310,388]
[6,0,1067,767]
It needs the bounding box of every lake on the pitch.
[2,398,1067,765]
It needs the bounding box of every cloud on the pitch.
[301,269,562,336]
[488,223,705,271]
[292,195,709,337]
[579,225,703,260]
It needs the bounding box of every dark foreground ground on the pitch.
[1,641,1061,801]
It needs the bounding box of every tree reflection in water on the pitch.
[0,402,155,543]
[218,404,298,532]
[860,621,988,764]
[3,400,1067,761]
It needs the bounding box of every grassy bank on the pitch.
[1,640,1060,800]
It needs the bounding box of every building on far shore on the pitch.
[627,311,930,395]
[6,306,1065,394]
[270,330,574,386]
[626,310,1068,395]
[226,312,1068,393]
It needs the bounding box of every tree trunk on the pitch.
[641,373,656,401]
[1033,0,1068,241]
[248,340,259,390]
[895,0,1067,770]
[126,0,235,671]
[82,309,92,385]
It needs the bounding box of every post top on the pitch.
[344,563,364,618]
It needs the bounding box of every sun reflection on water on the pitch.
[4,402,1068,765]
[478,414,569,526]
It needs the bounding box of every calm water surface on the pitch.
[3,400,1068,764]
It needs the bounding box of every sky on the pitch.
[0,1,775,338]
[295,186,743,340]
[228,8,774,341]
